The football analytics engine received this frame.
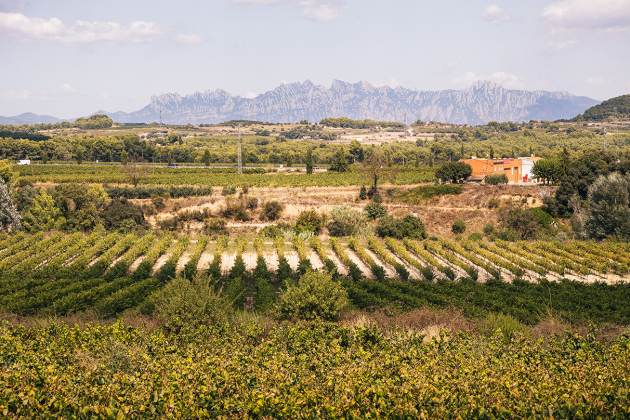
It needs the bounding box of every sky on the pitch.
[1,0,629,118]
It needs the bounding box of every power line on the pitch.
[237,123,242,175]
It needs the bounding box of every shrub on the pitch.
[585,172,630,241]
[364,202,387,220]
[531,207,556,229]
[468,232,483,241]
[328,205,373,238]
[262,200,284,221]
[358,186,367,200]
[220,201,250,221]
[483,222,495,235]
[221,185,236,196]
[495,229,521,242]
[276,271,349,321]
[295,210,323,234]
[151,274,232,330]
[481,312,525,344]
[499,207,539,239]
[204,218,227,238]
[452,219,466,234]
[376,215,427,240]
[488,198,500,209]
[100,198,147,231]
[224,276,246,310]
[486,174,509,185]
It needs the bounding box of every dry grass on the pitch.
[0,309,162,330]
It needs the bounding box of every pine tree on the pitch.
[76,148,83,165]
[42,151,48,164]
[121,150,128,165]
[204,149,211,167]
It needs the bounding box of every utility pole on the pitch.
[404,113,407,140]
[159,109,163,138]
[237,123,242,175]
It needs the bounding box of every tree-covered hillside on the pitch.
[573,94,630,122]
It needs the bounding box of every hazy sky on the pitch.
[1,0,629,117]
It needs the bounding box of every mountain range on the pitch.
[1,80,601,126]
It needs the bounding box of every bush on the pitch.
[531,207,556,229]
[376,215,427,240]
[452,219,466,234]
[204,218,227,238]
[220,201,250,221]
[221,185,236,196]
[483,222,495,235]
[494,229,521,242]
[487,198,500,209]
[328,205,373,238]
[151,274,232,330]
[364,202,387,220]
[468,232,483,241]
[100,198,147,231]
[481,312,525,344]
[262,200,284,221]
[295,210,323,234]
[486,174,509,185]
[358,186,367,200]
[276,271,349,321]
[499,207,539,239]
[585,172,630,241]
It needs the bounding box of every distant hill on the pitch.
[0,112,72,125]
[572,94,630,122]
[100,80,599,126]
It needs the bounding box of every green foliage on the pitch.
[327,205,373,238]
[434,162,472,183]
[499,207,540,240]
[0,178,21,232]
[276,270,349,321]
[305,149,313,174]
[151,274,232,330]
[485,173,508,185]
[99,198,146,231]
[358,185,367,200]
[262,200,284,221]
[586,172,630,240]
[363,202,387,220]
[21,188,64,232]
[530,207,556,229]
[483,222,495,235]
[481,312,525,343]
[532,159,562,184]
[576,94,630,121]
[295,210,323,234]
[451,219,466,234]
[72,114,113,129]
[329,148,351,173]
[468,232,483,241]
[224,276,246,310]
[376,215,428,240]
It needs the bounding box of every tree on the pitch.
[42,151,48,164]
[167,132,182,145]
[532,159,562,185]
[121,159,149,187]
[120,150,128,166]
[434,162,472,183]
[490,146,495,159]
[585,173,630,240]
[361,151,398,195]
[305,149,313,174]
[22,189,64,232]
[167,151,173,165]
[349,139,364,162]
[329,148,350,173]
[76,148,83,165]
[0,178,21,232]
[287,154,293,168]
[204,149,211,167]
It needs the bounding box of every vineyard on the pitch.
[15,164,436,187]
[1,231,629,324]
[1,321,629,418]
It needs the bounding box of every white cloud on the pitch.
[445,60,459,69]
[541,0,630,33]
[0,13,168,44]
[61,84,75,93]
[176,33,202,45]
[0,0,30,12]
[482,5,510,24]
[586,76,606,85]
[231,0,347,22]
[544,39,579,52]
[453,71,524,89]
[245,92,257,98]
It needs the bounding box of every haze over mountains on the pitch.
[2,80,600,126]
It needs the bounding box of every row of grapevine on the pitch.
[309,236,336,273]
[8,232,73,277]
[460,240,525,277]
[348,237,385,280]
[367,237,409,281]
[0,232,48,273]
[403,239,453,280]
[439,240,501,280]
[329,237,363,281]
[476,241,546,277]
[423,240,473,280]
[183,236,210,279]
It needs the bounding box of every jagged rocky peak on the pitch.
[104,79,600,125]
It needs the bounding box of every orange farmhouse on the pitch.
[459,158,523,184]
